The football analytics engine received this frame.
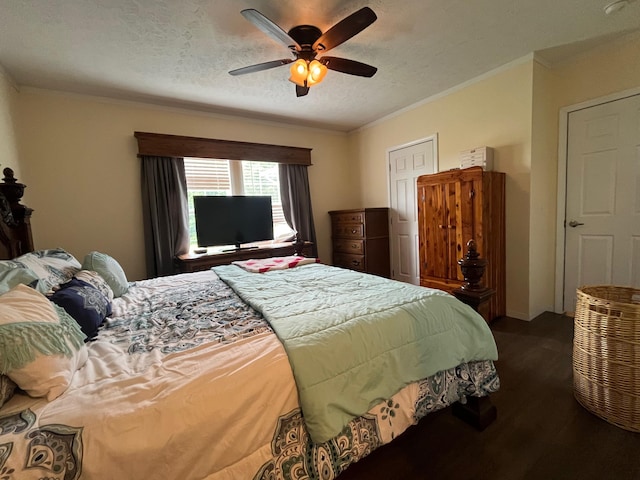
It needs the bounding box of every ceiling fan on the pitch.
[229,7,378,97]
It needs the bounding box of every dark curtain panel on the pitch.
[279,163,318,257]
[141,156,189,278]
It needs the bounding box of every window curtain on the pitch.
[278,164,318,257]
[141,156,190,278]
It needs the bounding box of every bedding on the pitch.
[49,278,112,340]
[81,251,129,297]
[232,255,319,272]
[0,267,40,294]
[0,374,16,408]
[0,266,499,479]
[75,269,115,301]
[214,263,498,443]
[0,284,88,400]
[0,247,81,293]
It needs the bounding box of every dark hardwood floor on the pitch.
[338,312,640,480]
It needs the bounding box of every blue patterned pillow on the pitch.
[49,278,112,340]
[0,248,81,294]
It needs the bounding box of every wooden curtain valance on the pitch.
[134,132,312,166]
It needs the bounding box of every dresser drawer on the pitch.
[331,212,365,224]
[333,253,365,271]
[332,224,364,238]
[333,239,364,255]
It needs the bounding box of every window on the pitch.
[184,158,294,250]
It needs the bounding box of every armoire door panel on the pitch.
[419,184,443,279]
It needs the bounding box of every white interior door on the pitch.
[563,94,640,312]
[388,137,437,284]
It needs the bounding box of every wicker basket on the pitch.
[573,285,640,432]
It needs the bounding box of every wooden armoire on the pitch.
[417,166,505,321]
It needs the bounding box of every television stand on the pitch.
[175,241,314,273]
[222,245,259,253]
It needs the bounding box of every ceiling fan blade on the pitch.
[320,56,377,77]
[229,59,293,76]
[296,85,310,97]
[241,9,301,51]
[312,7,377,52]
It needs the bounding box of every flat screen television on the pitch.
[193,195,274,250]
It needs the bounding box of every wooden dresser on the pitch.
[329,208,390,278]
[417,167,505,322]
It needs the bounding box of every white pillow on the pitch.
[0,284,88,400]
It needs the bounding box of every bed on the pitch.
[0,170,499,479]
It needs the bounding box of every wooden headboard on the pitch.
[0,168,34,260]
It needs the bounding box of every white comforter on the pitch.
[1,271,300,479]
[0,269,499,479]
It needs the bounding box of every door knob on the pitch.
[568,220,585,228]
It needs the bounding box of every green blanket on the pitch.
[213,263,498,443]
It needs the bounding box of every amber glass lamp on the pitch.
[288,59,328,88]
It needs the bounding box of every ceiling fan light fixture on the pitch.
[233,7,377,96]
[289,59,308,86]
[307,60,328,85]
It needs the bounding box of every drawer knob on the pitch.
[351,244,358,248]
[351,229,358,234]
[352,260,361,266]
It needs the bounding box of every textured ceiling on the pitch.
[1,0,639,131]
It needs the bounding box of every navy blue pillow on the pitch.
[49,278,112,341]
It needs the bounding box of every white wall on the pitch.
[350,60,535,319]
[529,60,560,318]
[0,66,21,178]
[15,90,356,280]
[536,29,640,315]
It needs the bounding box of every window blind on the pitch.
[183,158,231,191]
[184,157,293,245]
[241,161,286,225]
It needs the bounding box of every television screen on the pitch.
[194,195,274,249]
